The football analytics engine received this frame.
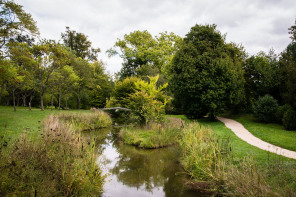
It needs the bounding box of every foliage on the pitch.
[110,76,141,107]
[107,30,181,79]
[244,51,280,108]
[253,94,279,122]
[169,24,245,118]
[276,104,293,124]
[61,27,100,61]
[282,108,296,130]
[128,75,168,125]
[0,0,39,56]
[0,113,107,196]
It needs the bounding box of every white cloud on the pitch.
[17,0,296,74]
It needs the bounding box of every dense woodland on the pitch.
[1,0,296,128]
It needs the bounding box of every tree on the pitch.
[279,19,296,108]
[33,41,70,111]
[7,41,36,108]
[107,30,181,79]
[61,27,100,61]
[243,51,280,107]
[0,0,38,56]
[0,58,17,102]
[128,75,168,126]
[169,24,245,118]
[88,61,113,108]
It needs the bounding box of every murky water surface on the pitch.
[89,128,205,197]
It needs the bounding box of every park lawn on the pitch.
[168,115,295,165]
[0,106,91,142]
[225,113,296,152]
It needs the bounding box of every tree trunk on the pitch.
[77,97,80,109]
[17,96,20,106]
[58,94,61,110]
[0,83,5,102]
[41,88,45,111]
[51,92,54,111]
[23,95,26,107]
[29,94,33,111]
[13,89,16,111]
[65,95,68,110]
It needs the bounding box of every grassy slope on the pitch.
[225,114,296,152]
[0,106,90,141]
[168,115,295,165]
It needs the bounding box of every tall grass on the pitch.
[59,108,112,131]
[179,122,295,196]
[0,110,111,196]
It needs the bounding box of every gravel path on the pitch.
[217,117,296,160]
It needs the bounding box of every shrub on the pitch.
[276,104,293,124]
[282,108,296,130]
[253,94,279,122]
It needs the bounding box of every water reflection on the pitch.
[90,128,205,197]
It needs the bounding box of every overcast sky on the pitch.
[17,0,296,75]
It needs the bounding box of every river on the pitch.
[89,128,206,197]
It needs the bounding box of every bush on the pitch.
[276,104,293,124]
[282,108,296,130]
[253,94,279,122]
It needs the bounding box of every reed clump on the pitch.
[0,111,109,196]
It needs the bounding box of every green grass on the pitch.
[120,117,184,148]
[224,113,296,152]
[0,106,92,142]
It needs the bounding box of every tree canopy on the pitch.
[169,24,245,118]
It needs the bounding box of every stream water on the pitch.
[89,128,206,197]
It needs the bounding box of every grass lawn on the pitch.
[168,115,296,165]
[224,113,296,152]
[0,106,91,142]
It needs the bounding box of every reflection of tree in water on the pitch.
[111,143,191,196]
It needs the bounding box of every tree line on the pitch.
[1,1,296,130]
[0,0,113,111]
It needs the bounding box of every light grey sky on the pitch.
[17,0,296,75]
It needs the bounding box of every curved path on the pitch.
[217,117,296,160]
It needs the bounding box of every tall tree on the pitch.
[107,30,181,79]
[61,27,100,61]
[33,41,70,111]
[243,51,280,107]
[279,19,296,108]
[0,0,38,56]
[169,24,245,118]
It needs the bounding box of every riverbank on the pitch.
[0,107,111,196]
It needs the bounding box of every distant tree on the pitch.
[107,30,181,79]
[61,27,100,61]
[88,61,113,108]
[279,19,296,108]
[243,51,280,108]
[169,24,245,118]
[33,41,70,111]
